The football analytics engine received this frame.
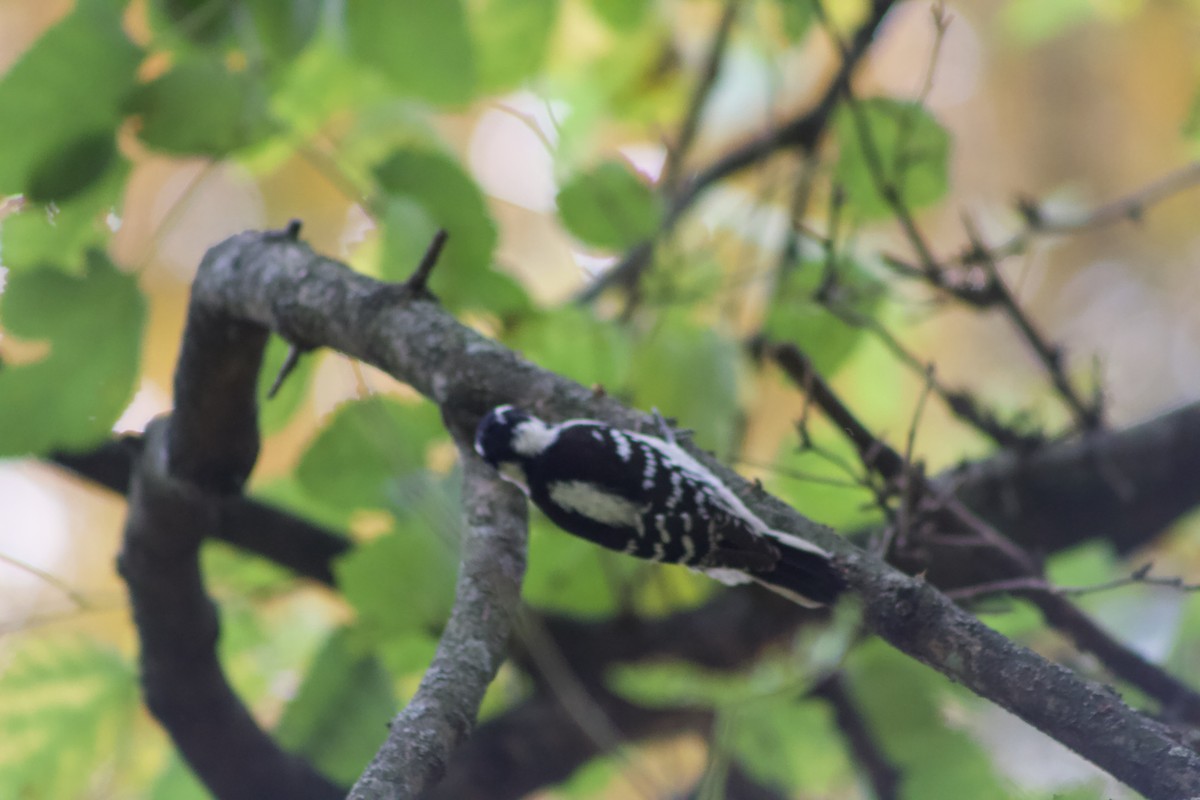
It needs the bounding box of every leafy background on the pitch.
[1,0,1199,797]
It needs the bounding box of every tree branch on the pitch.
[577,0,899,303]
[119,430,340,797]
[172,230,1200,799]
[348,446,528,799]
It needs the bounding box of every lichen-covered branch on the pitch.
[348,448,528,800]
[176,230,1200,799]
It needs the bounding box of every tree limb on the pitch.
[171,230,1200,799]
[348,446,528,800]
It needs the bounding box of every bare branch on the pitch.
[811,673,901,800]
[577,0,899,303]
[119,421,342,800]
[348,448,528,800]
[187,230,1200,798]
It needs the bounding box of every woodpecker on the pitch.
[474,405,844,607]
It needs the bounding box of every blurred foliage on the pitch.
[0,0,1196,798]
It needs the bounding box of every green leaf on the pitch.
[246,0,323,63]
[471,0,558,93]
[150,756,211,800]
[834,98,951,220]
[724,699,848,792]
[376,150,511,311]
[764,255,885,376]
[275,627,396,784]
[503,308,631,390]
[609,662,762,708]
[127,56,275,156]
[629,319,740,452]
[848,640,1012,799]
[0,253,144,456]
[348,0,477,106]
[151,0,236,46]
[0,0,140,197]
[0,158,129,275]
[587,0,650,30]
[521,518,635,616]
[0,638,137,799]
[24,132,117,205]
[295,397,444,513]
[770,0,817,41]
[336,525,459,640]
[556,161,662,250]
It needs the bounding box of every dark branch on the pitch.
[811,673,901,800]
[577,0,899,303]
[406,229,450,295]
[119,424,340,799]
[175,230,1200,798]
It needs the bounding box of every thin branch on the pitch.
[976,160,1200,265]
[960,214,1102,431]
[348,447,528,800]
[576,0,899,303]
[660,0,741,196]
[406,229,450,295]
[769,338,1200,738]
[811,673,901,800]
[53,437,350,587]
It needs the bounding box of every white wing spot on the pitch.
[652,542,666,561]
[548,481,640,527]
[681,534,695,562]
[612,431,633,462]
[655,514,670,543]
[668,471,684,508]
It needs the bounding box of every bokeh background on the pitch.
[1,0,1199,797]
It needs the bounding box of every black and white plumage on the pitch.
[474,405,844,607]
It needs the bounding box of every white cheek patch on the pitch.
[512,419,559,457]
[548,480,640,527]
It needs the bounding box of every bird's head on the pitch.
[474,405,558,484]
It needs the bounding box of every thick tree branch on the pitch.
[348,446,528,800]
[119,422,341,799]
[54,437,349,586]
[167,230,1200,799]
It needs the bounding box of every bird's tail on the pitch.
[752,531,845,608]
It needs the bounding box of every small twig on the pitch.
[406,229,450,294]
[947,564,1200,602]
[0,551,90,609]
[828,298,1044,450]
[890,4,951,184]
[960,214,1102,431]
[265,344,304,400]
[980,161,1200,265]
[660,0,741,196]
[770,342,905,479]
[575,0,899,303]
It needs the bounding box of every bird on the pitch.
[474,405,844,607]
